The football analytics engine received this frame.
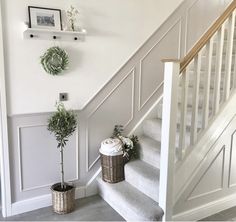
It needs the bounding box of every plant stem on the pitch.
[60,145,65,190]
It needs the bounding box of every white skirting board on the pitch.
[10,169,101,217]
[173,193,236,221]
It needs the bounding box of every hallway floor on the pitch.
[0,195,124,221]
[1,195,236,221]
[200,206,236,221]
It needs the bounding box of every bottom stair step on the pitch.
[97,177,164,221]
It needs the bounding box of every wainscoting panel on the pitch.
[8,115,79,202]
[139,20,181,110]
[228,130,236,188]
[18,125,78,192]
[186,0,223,52]
[174,114,236,219]
[188,147,225,201]
[87,70,134,169]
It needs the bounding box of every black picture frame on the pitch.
[28,6,62,31]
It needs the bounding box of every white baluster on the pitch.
[159,61,179,221]
[225,12,235,100]
[178,68,189,160]
[190,52,202,145]
[202,39,213,129]
[214,24,225,115]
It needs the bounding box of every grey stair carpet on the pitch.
[97,177,164,221]
[138,135,161,168]
[125,159,160,202]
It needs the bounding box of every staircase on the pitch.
[97,1,236,221]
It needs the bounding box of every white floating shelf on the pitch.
[23,28,87,42]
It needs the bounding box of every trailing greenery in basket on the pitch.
[48,102,77,190]
[112,125,139,161]
[41,46,69,76]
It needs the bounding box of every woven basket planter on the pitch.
[51,183,75,214]
[100,153,124,183]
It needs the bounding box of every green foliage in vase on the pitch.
[112,125,139,161]
[40,46,69,76]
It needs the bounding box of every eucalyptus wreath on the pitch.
[40,46,69,75]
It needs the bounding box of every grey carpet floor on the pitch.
[0,195,124,221]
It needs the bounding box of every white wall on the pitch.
[2,0,184,116]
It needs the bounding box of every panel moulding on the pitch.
[17,124,79,192]
[228,129,236,188]
[138,19,182,110]
[85,68,135,172]
[187,146,225,201]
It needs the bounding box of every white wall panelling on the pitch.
[228,130,236,188]
[17,125,79,192]
[2,0,234,217]
[8,115,79,202]
[174,114,236,221]
[139,20,181,110]
[185,0,226,52]
[86,69,135,171]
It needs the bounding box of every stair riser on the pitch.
[143,118,192,148]
[139,146,160,169]
[125,162,159,202]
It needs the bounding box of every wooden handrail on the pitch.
[180,0,236,73]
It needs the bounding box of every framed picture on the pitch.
[28,6,62,30]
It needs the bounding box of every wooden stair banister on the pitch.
[180,0,236,73]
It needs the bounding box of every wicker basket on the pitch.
[51,183,75,214]
[100,153,124,183]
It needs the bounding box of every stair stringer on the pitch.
[173,92,236,221]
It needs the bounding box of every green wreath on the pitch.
[40,46,69,75]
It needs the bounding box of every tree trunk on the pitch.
[60,146,65,189]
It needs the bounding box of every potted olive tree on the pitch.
[48,102,77,214]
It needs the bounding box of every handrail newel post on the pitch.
[159,61,180,221]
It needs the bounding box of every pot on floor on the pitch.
[51,183,75,214]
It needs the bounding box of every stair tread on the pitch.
[125,159,160,181]
[97,176,164,221]
[125,159,160,201]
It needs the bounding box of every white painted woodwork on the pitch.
[174,112,236,221]
[202,40,213,129]
[159,62,180,221]
[178,68,189,159]
[0,1,12,217]
[190,52,201,145]
[224,12,235,100]
[23,27,86,42]
[214,25,225,114]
